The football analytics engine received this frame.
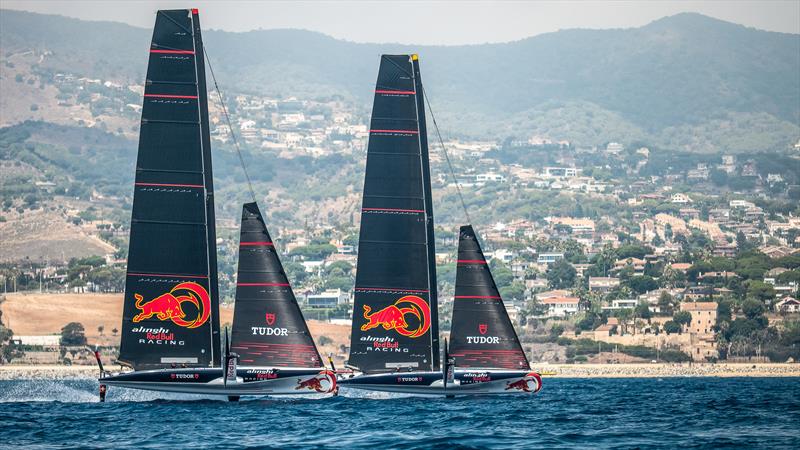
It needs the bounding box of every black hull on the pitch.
[101,367,336,396]
[337,370,542,396]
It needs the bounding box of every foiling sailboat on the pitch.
[337,54,541,395]
[99,9,334,398]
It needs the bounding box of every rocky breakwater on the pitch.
[532,363,800,378]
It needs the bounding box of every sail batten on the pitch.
[230,202,323,368]
[348,55,439,373]
[449,225,529,370]
[119,9,218,370]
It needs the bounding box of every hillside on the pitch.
[1,9,798,150]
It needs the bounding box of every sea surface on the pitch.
[1,377,799,449]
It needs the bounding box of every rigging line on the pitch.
[419,82,472,226]
[203,47,257,204]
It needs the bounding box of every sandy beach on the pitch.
[2,363,799,381]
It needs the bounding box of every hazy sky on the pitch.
[2,0,798,44]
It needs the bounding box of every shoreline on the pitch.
[1,363,799,380]
[531,362,800,378]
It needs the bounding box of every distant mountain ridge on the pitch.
[1,9,798,151]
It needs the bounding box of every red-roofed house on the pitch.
[775,296,800,314]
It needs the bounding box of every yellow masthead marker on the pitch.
[411,54,418,61]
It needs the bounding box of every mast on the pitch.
[448,225,529,370]
[190,8,221,367]
[118,9,219,370]
[347,55,437,373]
[412,55,440,371]
[229,202,323,368]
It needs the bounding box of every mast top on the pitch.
[191,8,199,14]
[411,54,419,61]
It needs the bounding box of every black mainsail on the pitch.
[348,54,440,373]
[449,225,529,369]
[230,202,323,368]
[119,9,220,369]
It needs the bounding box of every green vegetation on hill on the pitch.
[1,10,798,150]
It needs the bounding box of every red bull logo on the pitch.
[361,295,431,338]
[132,281,211,329]
[504,372,542,393]
[295,370,337,393]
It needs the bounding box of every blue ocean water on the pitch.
[1,377,798,449]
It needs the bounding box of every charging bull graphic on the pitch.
[132,281,211,329]
[361,295,431,338]
[295,370,337,393]
[505,372,542,393]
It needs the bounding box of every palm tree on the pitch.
[617,308,633,335]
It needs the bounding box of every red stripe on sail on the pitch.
[127,272,208,279]
[144,94,198,99]
[237,282,290,287]
[375,89,416,95]
[240,241,274,246]
[457,259,487,264]
[135,182,203,188]
[362,207,424,213]
[150,49,195,54]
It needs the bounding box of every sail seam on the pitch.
[127,272,208,279]
[355,287,428,293]
[358,239,427,245]
[362,207,424,213]
[147,80,198,86]
[131,219,206,226]
[141,119,199,125]
[363,194,425,200]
